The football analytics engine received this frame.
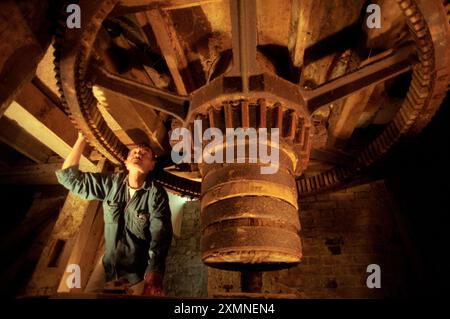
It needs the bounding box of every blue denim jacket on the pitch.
[56,165,173,284]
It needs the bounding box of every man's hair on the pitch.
[128,143,156,160]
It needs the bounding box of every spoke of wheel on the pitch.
[301,43,415,113]
[90,64,189,123]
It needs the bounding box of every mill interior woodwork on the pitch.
[0,0,448,298]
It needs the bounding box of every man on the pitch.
[56,133,173,296]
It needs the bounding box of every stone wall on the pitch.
[164,200,208,297]
[208,179,411,298]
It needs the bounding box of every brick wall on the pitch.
[164,200,208,297]
[208,179,411,298]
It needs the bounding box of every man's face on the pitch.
[125,146,155,175]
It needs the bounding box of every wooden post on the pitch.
[24,160,107,296]
[56,196,105,293]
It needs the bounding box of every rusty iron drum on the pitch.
[200,139,302,271]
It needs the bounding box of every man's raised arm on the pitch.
[62,132,88,169]
[56,132,111,201]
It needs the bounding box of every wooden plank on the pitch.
[14,84,76,149]
[327,86,376,149]
[111,0,222,16]
[92,31,169,154]
[0,162,62,185]
[291,0,339,87]
[137,10,194,95]
[301,45,413,113]
[24,160,106,297]
[292,0,365,87]
[0,0,53,118]
[4,84,96,171]
[288,0,318,68]
[93,86,168,155]
[0,116,53,163]
[56,162,106,293]
[92,65,187,122]
[257,0,291,47]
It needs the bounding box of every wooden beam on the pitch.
[92,65,187,122]
[292,0,365,87]
[0,0,55,118]
[327,86,376,149]
[24,160,106,297]
[57,181,105,293]
[301,45,413,113]
[111,0,221,17]
[0,162,62,185]
[356,83,386,127]
[92,31,169,154]
[4,84,96,171]
[288,0,319,68]
[290,0,341,88]
[137,10,194,95]
[93,85,168,155]
[0,116,53,163]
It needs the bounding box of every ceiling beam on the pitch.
[111,0,221,17]
[0,0,55,118]
[4,84,96,171]
[137,9,195,95]
[292,0,366,88]
[288,0,322,68]
[0,116,53,164]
